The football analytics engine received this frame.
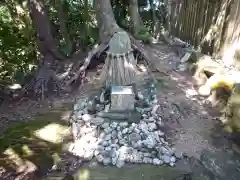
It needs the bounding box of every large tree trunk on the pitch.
[95,0,121,43]
[56,0,73,56]
[26,0,67,97]
[84,0,89,36]
[149,0,157,35]
[28,0,65,61]
[129,0,142,35]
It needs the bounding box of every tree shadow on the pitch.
[0,110,74,179]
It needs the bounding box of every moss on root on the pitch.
[135,26,152,44]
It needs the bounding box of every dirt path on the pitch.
[147,44,218,158]
[146,44,240,179]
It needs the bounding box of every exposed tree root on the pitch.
[19,33,172,100]
[18,43,108,99]
[129,35,169,77]
[63,43,108,87]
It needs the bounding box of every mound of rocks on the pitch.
[69,98,180,168]
[69,79,181,168]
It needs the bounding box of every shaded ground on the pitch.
[0,43,240,179]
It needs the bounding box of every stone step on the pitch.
[96,111,141,123]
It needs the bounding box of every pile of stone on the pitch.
[69,87,180,168]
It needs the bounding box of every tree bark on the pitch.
[149,0,157,34]
[84,0,89,36]
[56,0,73,55]
[94,0,121,43]
[129,0,142,35]
[26,0,74,98]
[28,0,65,61]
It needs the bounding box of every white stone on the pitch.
[109,149,117,158]
[75,111,83,120]
[131,123,137,128]
[119,139,127,145]
[134,128,141,134]
[94,150,100,156]
[132,152,142,163]
[104,127,112,134]
[163,155,171,164]
[110,122,118,129]
[72,122,79,139]
[136,140,143,147]
[169,162,175,167]
[122,128,129,134]
[143,157,153,164]
[143,137,156,148]
[105,146,111,151]
[117,131,123,139]
[148,123,157,131]
[139,122,148,132]
[111,130,118,139]
[102,122,110,129]
[116,126,121,131]
[82,114,92,122]
[112,156,118,165]
[100,92,105,103]
[102,141,109,147]
[160,147,170,155]
[104,104,110,112]
[84,150,94,161]
[138,92,144,100]
[119,122,128,128]
[132,142,138,149]
[104,134,111,141]
[129,132,141,142]
[198,85,211,96]
[103,157,111,165]
[97,146,104,152]
[151,104,160,115]
[112,139,118,144]
[96,154,104,163]
[110,144,119,148]
[170,156,176,163]
[148,117,155,122]
[116,159,125,168]
[99,132,106,139]
[153,158,163,165]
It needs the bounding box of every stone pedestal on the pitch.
[110,86,135,112]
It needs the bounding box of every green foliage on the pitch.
[0,0,159,86]
[0,4,37,85]
[0,0,99,85]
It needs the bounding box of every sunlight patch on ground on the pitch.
[222,39,240,66]
[34,123,70,144]
[74,169,90,180]
[184,88,198,98]
[22,144,34,156]
[3,148,37,173]
[137,64,147,73]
